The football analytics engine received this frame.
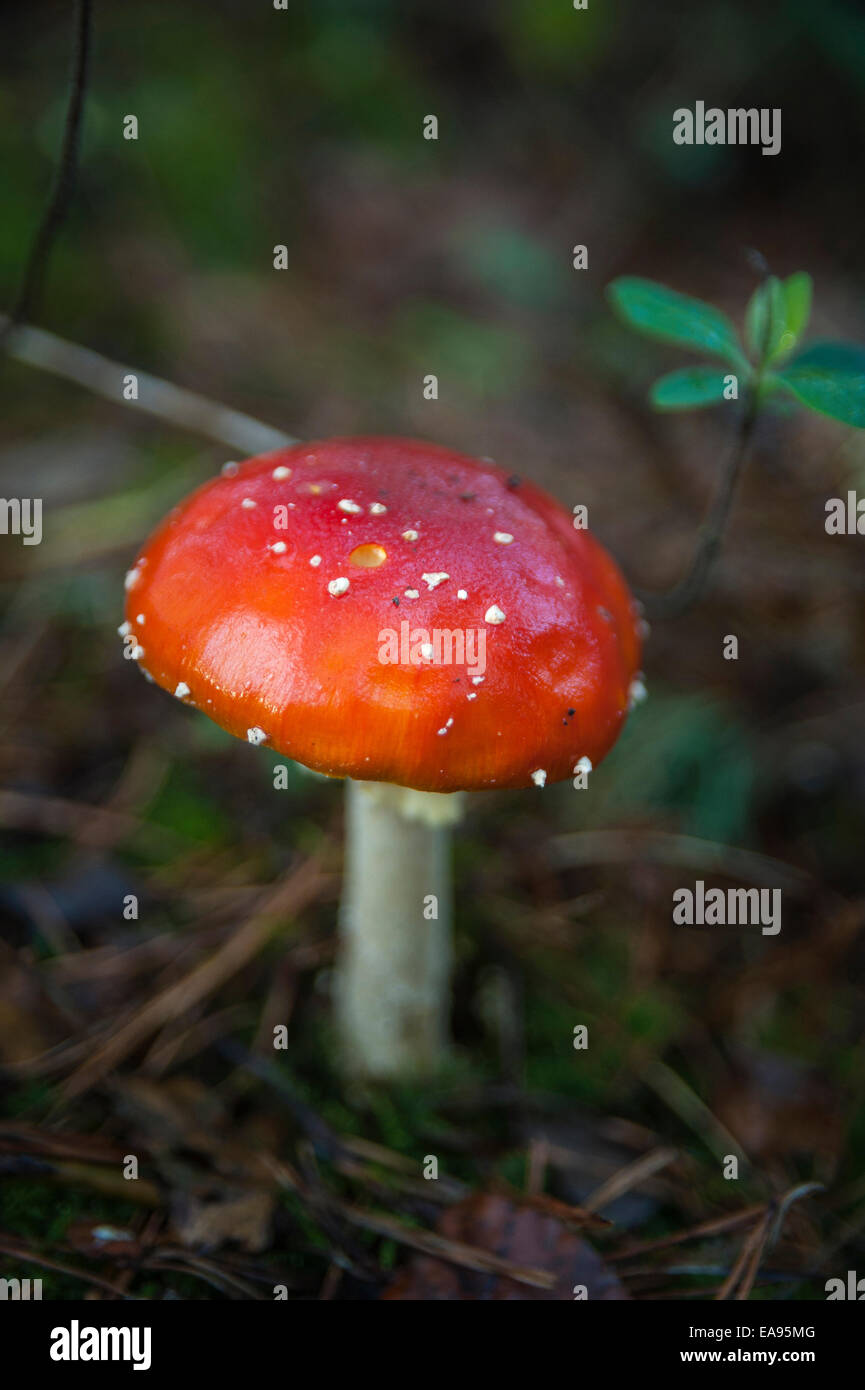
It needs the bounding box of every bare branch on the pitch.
[0,0,93,349]
[3,318,295,455]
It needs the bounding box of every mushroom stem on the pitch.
[337,779,463,1079]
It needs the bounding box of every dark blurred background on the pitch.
[1,0,864,1300]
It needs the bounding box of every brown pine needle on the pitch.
[583,1145,679,1214]
[268,1160,555,1291]
[61,858,324,1100]
[0,1236,133,1300]
[611,1204,767,1261]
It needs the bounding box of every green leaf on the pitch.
[744,282,768,360]
[766,278,789,360]
[776,341,865,428]
[649,366,735,411]
[745,276,785,362]
[745,272,813,366]
[607,277,746,368]
[782,272,812,343]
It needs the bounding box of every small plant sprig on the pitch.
[607,271,865,426]
[605,270,865,616]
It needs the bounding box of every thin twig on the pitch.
[0,4,291,456]
[2,318,295,455]
[0,0,93,350]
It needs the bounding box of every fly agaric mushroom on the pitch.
[122,437,642,1078]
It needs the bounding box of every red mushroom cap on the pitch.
[122,437,642,791]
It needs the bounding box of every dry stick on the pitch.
[60,858,323,1100]
[3,319,295,456]
[0,8,291,458]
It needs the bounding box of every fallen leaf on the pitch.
[171,1187,274,1254]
